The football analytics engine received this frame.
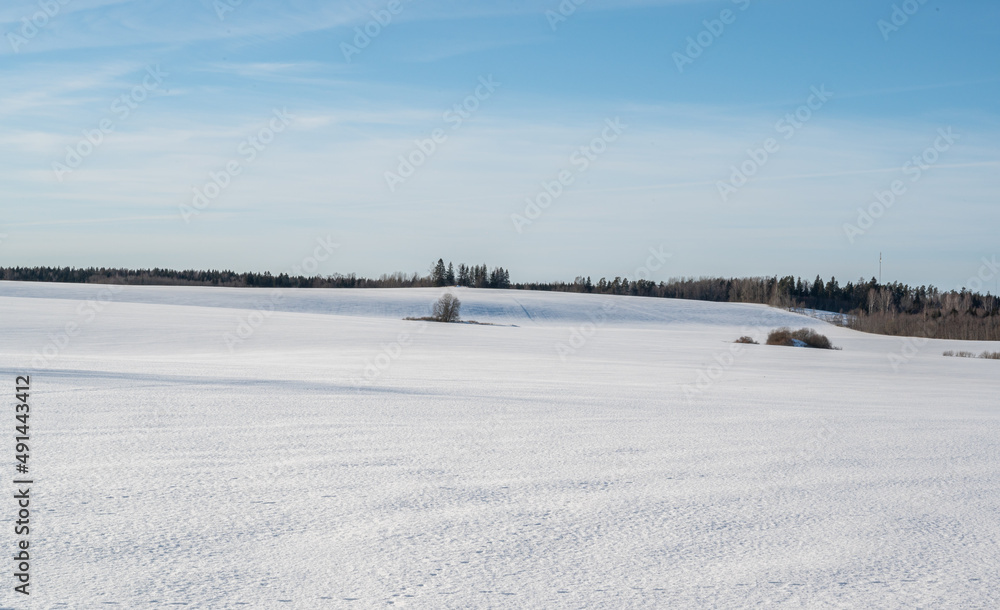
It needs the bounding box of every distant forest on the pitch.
[0,260,512,290]
[529,274,1000,342]
[2,262,998,341]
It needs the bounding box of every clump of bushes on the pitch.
[734,336,758,344]
[944,350,1000,360]
[766,327,837,350]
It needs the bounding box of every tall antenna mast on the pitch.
[879,252,882,285]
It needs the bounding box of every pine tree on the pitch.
[826,276,839,299]
[812,275,824,298]
[433,259,447,286]
[446,262,455,285]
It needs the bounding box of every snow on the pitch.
[0,281,998,608]
[788,307,854,327]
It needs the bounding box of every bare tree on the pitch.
[878,287,893,315]
[432,293,461,322]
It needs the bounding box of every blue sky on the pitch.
[1,0,998,289]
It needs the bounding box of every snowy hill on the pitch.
[0,281,827,327]
[0,282,998,607]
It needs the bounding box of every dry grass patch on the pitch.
[944,350,1000,360]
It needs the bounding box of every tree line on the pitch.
[2,265,996,340]
[0,266,427,288]
[518,273,997,315]
[0,262,512,290]
[515,274,999,341]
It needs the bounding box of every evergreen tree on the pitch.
[812,275,824,298]
[446,262,455,285]
[826,276,839,297]
[432,259,447,286]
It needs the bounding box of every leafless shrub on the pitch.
[979,351,1000,360]
[767,328,794,346]
[432,293,461,322]
[766,327,837,350]
[734,336,758,344]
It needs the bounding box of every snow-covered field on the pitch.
[0,282,998,608]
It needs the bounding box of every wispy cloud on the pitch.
[1,0,998,285]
